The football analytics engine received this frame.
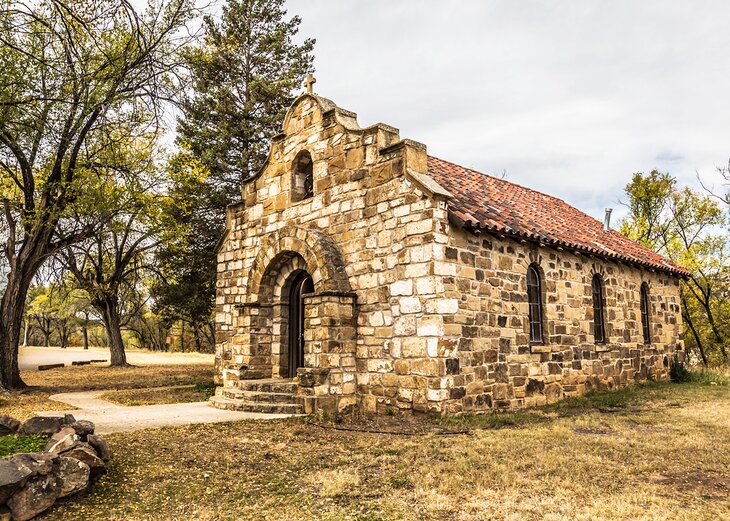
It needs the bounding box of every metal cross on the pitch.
[304,73,316,94]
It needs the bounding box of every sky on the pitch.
[287,0,730,223]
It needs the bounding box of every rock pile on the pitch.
[0,414,110,521]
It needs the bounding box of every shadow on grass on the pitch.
[433,368,730,430]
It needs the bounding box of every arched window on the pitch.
[527,264,544,344]
[592,274,606,344]
[640,282,651,344]
[292,150,313,202]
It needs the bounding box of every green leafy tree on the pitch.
[61,146,168,365]
[620,171,676,249]
[154,0,314,344]
[153,152,220,350]
[25,283,76,347]
[621,172,729,365]
[63,289,95,350]
[26,286,56,347]
[0,0,195,389]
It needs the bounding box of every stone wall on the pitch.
[216,94,450,414]
[297,292,358,414]
[215,93,684,416]
[0,414,110,521]
[435,227,683,413]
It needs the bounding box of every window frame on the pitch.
[640,282,651,344]
[291,150,314,202]
[591,274,606,344]
[527,264,544,345]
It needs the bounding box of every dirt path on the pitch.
[36,388,295,434]
[20,346,213,371]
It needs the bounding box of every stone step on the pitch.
[239,402,305,414]
[209,396,304,415]
[236,379,299,394]
[220,388,298,404]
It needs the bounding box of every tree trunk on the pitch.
[42,327,50,347]
[0,268,34,390]
[207,321,216,351]
[96,298,128,366]
[705,311,729,363]
[193,324,202,352]
[22,322,28,347]
[82,326,88,350]
[683,309,707,366]
[690,278,729,363]
[59,323,68,349]
[158,323,165,352]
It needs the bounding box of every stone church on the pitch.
[211,84,687,416]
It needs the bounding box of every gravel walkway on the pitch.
[36,389,295,434]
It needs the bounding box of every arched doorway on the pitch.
[287,271,313,378]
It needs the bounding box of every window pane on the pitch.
[640,283,650,344]
[592,275,605,343]
[527,266,543,343]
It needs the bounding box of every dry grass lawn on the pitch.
[31,371,730,521]
[0,364,215,420]
[99,384,215,406]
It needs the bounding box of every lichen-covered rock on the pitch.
[44,427,79,454]
[0,459,32,503]
[20,417,62,436]
[56,457,90,498]
[0,415,20,436]
[1,420,109,519]
[86,434,111,463]
[7,474,62,521]
[10,453,58,478]
[62,444,106,481]
[69,420,95,438]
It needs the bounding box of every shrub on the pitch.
[194,382,217,397]
[669,354,691,383]
[0,434,48,458]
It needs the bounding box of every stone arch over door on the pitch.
[253,252,313,379]
[247,226,352,303]
[235,227,358,414]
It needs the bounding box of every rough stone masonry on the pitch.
[212,90,687,416]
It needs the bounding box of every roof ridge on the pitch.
[427,155,577,212]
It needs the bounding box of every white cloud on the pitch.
[290,0,730,222]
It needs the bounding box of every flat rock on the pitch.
[86,434,111,463]
[7,474,62,521]
[20,417,62,436]
[69,420,95,438]
[0,459,32,503]
[57,457,90,498]
[10,453,58,477]
[0,415,20,436]
[37,363,64,371]
[62,445,106,481]
[44,427,79,454]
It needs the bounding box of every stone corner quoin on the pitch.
[213,92,685,416]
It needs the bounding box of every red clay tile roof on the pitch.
[427,156,689,277]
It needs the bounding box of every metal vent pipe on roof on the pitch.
[603,208,613,232]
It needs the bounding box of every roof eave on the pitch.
[455,214,690,278]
